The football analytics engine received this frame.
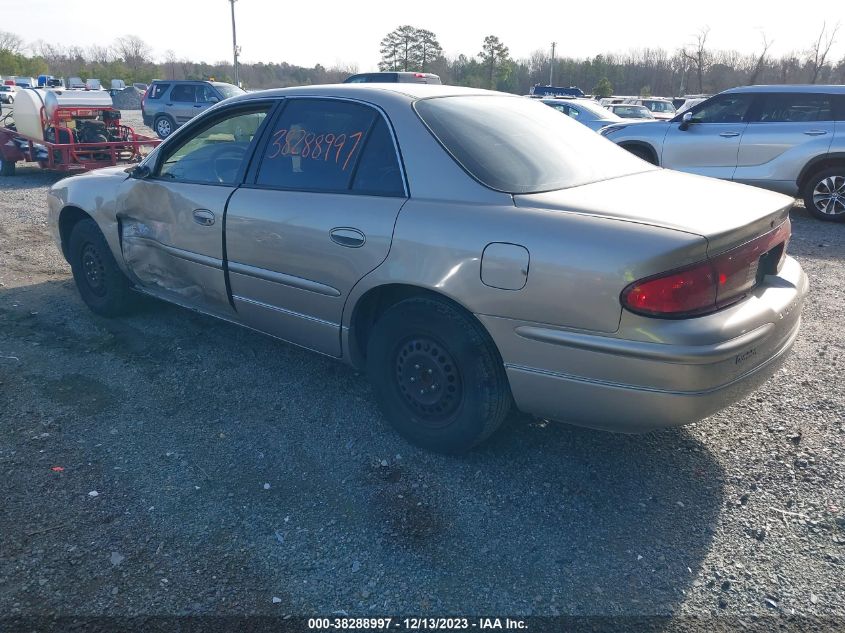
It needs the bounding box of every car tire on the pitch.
[154,115,175,139]
[366,296,512,453]
[802,167,845,222]
[623,144,658,165]
[68,219,138,317]
[0,159,15,177]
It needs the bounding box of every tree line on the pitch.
[0,23,843,97]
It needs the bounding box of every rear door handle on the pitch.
[192,209,215,226]
[719,131,741,138]
[330,227,365,248]
[193,104,204,108]
[804,129,828,136]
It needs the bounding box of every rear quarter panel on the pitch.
[344,200,708,335]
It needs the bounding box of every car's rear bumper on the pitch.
[479,256,808,432]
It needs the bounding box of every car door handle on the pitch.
[804,129,828,136]
[166,103,173,106]
[330,228,365,248]
[192,209,215,226]
[719,131,741,138]
[193,104,204,108]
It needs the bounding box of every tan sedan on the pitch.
[48,84,807,452]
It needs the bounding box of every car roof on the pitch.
[229,83,506,105]
[723,84,845,94]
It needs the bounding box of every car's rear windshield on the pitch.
[213,83,246,99]
[414,95,653,194]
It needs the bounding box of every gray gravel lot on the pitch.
[0,110,844,626]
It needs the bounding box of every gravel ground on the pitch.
[0,112,844,627]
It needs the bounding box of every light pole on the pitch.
[550,42,556,86]
[229,0,240,87]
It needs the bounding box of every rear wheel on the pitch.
[68,219,138,317]
[803,167,845,221]
[154,115,175,139]
[366,296,512,453]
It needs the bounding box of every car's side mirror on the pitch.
[679,111,693,131]
[126,164,151,179]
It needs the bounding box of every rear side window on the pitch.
[351,117,404,196]
[256,99,401,194]
[149,83,170,99]
[170,84,198,102]
[754,93,834,122]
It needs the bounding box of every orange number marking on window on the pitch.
[342,131,364,171]
[267,129,287,159]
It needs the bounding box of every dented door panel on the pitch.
[116,179,235,315]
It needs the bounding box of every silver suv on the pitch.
[602,85,845,221]
[141,80,244,139]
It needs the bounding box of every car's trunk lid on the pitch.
[514,168,793,255]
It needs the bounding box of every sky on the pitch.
[3,0,843,71]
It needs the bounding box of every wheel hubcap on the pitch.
[394,336,462,424]
[812,175,845,216]
[81,244,106,297]
[157,120,170,136]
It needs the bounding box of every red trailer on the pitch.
[0,95,160,176]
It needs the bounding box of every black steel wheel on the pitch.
[366,296,512,453]
[68,218,138,317]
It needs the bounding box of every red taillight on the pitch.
[622,219,791,318]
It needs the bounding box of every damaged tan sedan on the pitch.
[48,84,808,452]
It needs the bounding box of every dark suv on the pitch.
[142,80,244,139]
[344,72,441,84]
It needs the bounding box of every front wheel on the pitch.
[0,159,15,176]
[68,219,138,317]
[803,167,845,221]
[366,296,512,453]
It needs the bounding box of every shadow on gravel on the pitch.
[788,206,845,262]
[0,165,67,189]
[1,280,725,616]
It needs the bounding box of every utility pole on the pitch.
[229,0,241,87]
[550,42,556,85]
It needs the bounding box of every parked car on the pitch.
[141,80,245,139]
[607,104,655,119]
[0,85,17,104]
[602,85,845,221]
[623,98,677,120]
[67,77,86,90]
[529,84,585,98]
[48,84,806,452]
[344,72,441,84]
[542,97,623,131]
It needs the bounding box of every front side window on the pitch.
[157,106,269,185]
[754,93,834,123]
[170,84,198,103]
[690,94,754,123]
[256,99,400,193]
[415,95,652,194]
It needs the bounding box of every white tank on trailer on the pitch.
[11,89,49,140]
[12,89,114,141]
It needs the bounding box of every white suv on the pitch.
[602,85,845,221]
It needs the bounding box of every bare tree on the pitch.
[748,32,772,84]
[806,22,840,83]
[114,35,152,74]
[88,45,114,65]
[682,27,710,93]
[0,30,23,54]
[164,49,177,80]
